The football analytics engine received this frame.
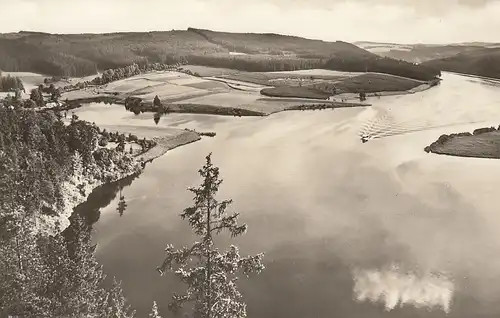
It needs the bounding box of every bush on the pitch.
[127,134,138,142]
[473,127,496,135]
[98,137,109,147]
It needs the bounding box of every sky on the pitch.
[1,0,500,44]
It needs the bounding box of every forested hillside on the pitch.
[0,110,140,220]
[421,48,500,79]
[0,109,141,316]
[0,29,441,81]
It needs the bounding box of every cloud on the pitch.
[0,0,499,43]
[352,264,454,313]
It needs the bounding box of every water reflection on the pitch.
[116,187,128,217]
[70,172,140,227]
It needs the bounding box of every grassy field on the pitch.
[174,91,259,107]
[104,78,163,94]
[218,71,351,86]
[98,71,229,103]
[180,65,240,77]
[270,69,361,77]
[183,80,228,90]
[55,68,415,115]
[425,128,500,159]
[61,89,115,101]
[317,73,424,94]
[260,86,331,99]
[426,132,500,158]
[173,93,361,115]
[168,103,266,116]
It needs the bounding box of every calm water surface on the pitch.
[74,73,500,317]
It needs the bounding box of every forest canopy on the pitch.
[0,30,441,81]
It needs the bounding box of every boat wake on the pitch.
[358,103,497,142]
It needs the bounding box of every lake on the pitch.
[72,73,500,317]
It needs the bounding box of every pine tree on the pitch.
[29,88,44,107]
[51,88,62,102]
[149,301,162,318]
[153,112,161,125]
[117,188,127,217]
[104,278,136,318]
[71,152,84,185]
[157,153,265,318]
[153,95,161,109]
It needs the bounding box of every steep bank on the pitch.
[39,124,201,236]
[38,160,142,235]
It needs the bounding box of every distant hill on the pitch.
[420,48,500,79]
[188,28,374,59]
[0,28,440,81]
[355,41,500,64]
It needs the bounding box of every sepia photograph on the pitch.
[1,0,500,317]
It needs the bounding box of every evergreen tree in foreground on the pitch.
[149,301,162,318]
[157,153,265,318]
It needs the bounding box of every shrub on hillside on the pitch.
[98,137,109,147]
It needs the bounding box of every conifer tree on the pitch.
[104,278,136,318]
[153,112,161,125]
[117,188,127,217]
[157,153,265,318]
[153,95,161,109]
[149,301,162,318]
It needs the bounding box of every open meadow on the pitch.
[5,64,432,117]
[75,68,374,115]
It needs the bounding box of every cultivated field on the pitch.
[320,73,424,94]
[260,86,331,99]
[180,65,240,77]
[174,91,260,107]
[99,71,230,103]
[38,65,434,117]
[95,69,362,115]
[49,74,101,88]
[269,69,362,77]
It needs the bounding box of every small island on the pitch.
[425,126,500,159]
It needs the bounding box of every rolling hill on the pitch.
[420,48,500,79]
[355,41,500,64]
[0,28,440,81]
